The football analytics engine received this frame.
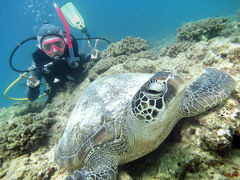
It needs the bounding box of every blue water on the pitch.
[0,0,239,108]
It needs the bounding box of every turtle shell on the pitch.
[55,73,153,169]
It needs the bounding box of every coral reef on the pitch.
[176,17,227,42]
[0,109,56,158]
[0,101,58,162]
[88,37,152,81]
[101,36,148,58]
[199,99,240,153]
[227,43,240,64]
[159,41,193,58]
[0,101,45,122]
[0,15,240,180]
[13,101,46,116]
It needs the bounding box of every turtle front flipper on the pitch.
[65,168,91,180]
[66,146,118,180]
[65,166,116,180]
[65,167,115,180]
[180,68,236,117]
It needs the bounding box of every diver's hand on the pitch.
[20,69,41,88]
[66,57,80,68]
[88,39,101,61]
[26,77,41,88]
[91,49,101,61]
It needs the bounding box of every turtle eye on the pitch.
[146,89,161,94]
[146,82,166,96]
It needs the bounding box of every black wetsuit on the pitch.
[26,38,91,102]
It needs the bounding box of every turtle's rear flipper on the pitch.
[180,68,236,117]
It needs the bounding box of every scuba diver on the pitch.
[5,3,110,102]
[24,22,100,103]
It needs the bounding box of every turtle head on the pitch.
[131,71,184,123]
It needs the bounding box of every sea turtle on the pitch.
[55,68,235,180]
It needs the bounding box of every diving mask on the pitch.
[40,36,66,55]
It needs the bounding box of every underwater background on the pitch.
[0,0,240,108]
[1,1,240,179]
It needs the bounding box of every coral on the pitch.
[199,99,240,153]
[0,101,50,159]
[227,44,240,64]
[201,129,232,152]
[88,55,129,81]
[101,36,148,58]
[0,107,15,123]
[88,41,157,82]
[131,145,208,179]
[1,14,240,179]
[123,57,157,73]
[0,101,45,123]
[185,41,208,60]
[0,111,56,158]
[88,36,149,81]
[13,101,46,116]
[159,41,193,58]
[176,17,227,42]
[133,50,159,60]
[219,15,240,39]
[0,151,62,180]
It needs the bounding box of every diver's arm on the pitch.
[25,68,42,101]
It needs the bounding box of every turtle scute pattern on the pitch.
[131,71,183,123]
[56,68,235,180]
